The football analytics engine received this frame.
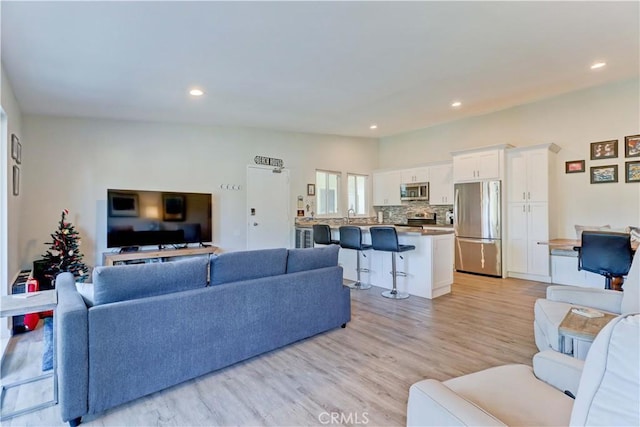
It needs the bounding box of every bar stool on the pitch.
[312,224,339,246]
[339,226,372,290]
[370,226,415,299]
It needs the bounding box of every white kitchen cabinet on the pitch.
[401,167,429,183]
[453,150,501,182]
[508,149,549,203]
[508,202,551,277]
[428,163,453,205]
[373,170,402,206]
[506,144,560,282]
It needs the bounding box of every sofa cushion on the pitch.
[444,364,574,426]
[210,248,288,286]
[92,256,209,305]
[75,282,95,307]
[286,245,339,274]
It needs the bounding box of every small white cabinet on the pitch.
[401,167,429,183]
[373,170,402,206]
[453,150,501,182]
[428,163,453,205]
[506,144,560,281]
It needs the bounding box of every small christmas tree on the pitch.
[41,209,88,283]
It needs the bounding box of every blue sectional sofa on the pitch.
[55,245,349,425]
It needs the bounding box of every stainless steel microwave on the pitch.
[400,182,429,201]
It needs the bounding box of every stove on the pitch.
[395,212,437,227]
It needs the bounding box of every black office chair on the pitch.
[339,226,372,290]
[312,224,339,246]
[577,231,633,290]
[370,226,415,299]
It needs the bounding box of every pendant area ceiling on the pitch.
[1,1,638,138]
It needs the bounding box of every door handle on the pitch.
[253,222,259,226]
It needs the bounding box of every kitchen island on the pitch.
[307,224,454,299]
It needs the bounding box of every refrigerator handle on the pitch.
[453,187,460,232]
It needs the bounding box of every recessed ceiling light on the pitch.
[451,101,462,108]
[370,124,378,130]
[590,62,606,70]
[189,88,204,96]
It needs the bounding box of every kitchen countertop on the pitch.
[295,223,454,236]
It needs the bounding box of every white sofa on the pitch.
[407,313,640,426]
[534,249,639,358]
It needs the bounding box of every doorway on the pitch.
[246,166,291,250]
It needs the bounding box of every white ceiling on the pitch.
[2,1,639,138]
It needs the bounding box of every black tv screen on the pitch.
[107,189,212,248]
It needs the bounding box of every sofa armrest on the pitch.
[407,379,506,426]
[55,272,89,422]
[533,350,584,397]
[546,285,622,314]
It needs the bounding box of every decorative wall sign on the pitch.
[565,160,585,173]
[590,165,618,184]
[590,140,618,160]
[626,161,640,183]
[307,184,315,196]
[625,135,640,158]
[254,155,284,168]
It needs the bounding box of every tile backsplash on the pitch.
[295,201,453,226]
[375,201,453,225]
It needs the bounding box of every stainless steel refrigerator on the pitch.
[453,181,502,277]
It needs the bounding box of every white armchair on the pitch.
[407,314,640,426]
[534,249,639,355]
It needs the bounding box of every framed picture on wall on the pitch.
[307,184,315,196]
[565,160,585,173]
[626,161,640,183]
[625,135,640,158]
[590,140,618,160]
[590,165,618,184]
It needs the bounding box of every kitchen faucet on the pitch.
[347,208,355,224]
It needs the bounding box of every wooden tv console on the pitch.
[103,246,217,266]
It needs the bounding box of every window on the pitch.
[347,173,368,215]
[316,170,340,216]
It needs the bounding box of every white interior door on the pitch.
[247,166,290,250]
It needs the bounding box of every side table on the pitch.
[0,290,58,420]
[558,308,616,360]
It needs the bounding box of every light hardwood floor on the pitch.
[2,273,547,426]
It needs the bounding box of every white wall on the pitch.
[1,65,23,290]
[19,116,378,268]
[1,64,24,343]
[379,78,640,236]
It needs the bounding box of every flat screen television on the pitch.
[107,189,212,248]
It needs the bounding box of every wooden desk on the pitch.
[559,309,616,359]
[541,238,638,251]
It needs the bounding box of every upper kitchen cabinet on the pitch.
[429,163,453,205]
[452,145,512,182]
[401,167,429,183]
[373,170,402,206]
[508,145,560,203]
